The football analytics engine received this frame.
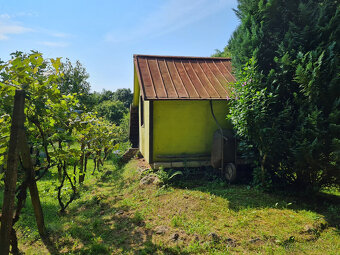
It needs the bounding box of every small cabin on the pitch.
[129,55,235,169]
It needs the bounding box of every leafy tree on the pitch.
[99,89,115,102]
[227,0,340,191]
[113,88,133,108]
[58,58,91,109]
[86,89,133,111]
[95,100,128,125]
[0,51,120,248]
[212,46,232,58]
[119,113,130,143]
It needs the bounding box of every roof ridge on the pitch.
[134,54,231,61]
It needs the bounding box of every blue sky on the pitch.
[0,0,239,92]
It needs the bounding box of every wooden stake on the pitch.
[18,129,46,237]
[0,90,25,255]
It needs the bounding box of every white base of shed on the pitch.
[152,160,211,169]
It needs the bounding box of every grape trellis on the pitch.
[0,52,120,254]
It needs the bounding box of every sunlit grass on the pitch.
[0,159,339,254]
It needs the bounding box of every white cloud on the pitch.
[0,22,32,40]
[0,13,33,40]
[105,0,234,43]
[0,12,71,44]
[38,41,69,47]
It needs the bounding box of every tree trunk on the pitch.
[0,90,25,255]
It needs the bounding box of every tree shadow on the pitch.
[35,165,182,254]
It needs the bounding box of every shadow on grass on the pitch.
[36,163,188,254]
[4,160,338,254]
[170,166,340,232]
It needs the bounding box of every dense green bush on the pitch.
[227,0,340,191]
[95,100,128,125]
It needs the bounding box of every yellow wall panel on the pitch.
[152,100,232,162]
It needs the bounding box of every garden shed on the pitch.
[129,55,235,168]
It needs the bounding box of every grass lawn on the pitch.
[1,158,339,254]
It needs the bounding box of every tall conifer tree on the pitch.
[228,0,339,190]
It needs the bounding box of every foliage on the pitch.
[95,100,128,125]
[118,113,130,143]
[154,167,183,187]
[0,51,120,214]
[212,45,232,58]
[92,89,115,104]
[227,0,340,191]
[57,58,91,109]
[113,88,133,108]
[89,88,132,109]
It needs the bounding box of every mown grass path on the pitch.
[1,159,339,254]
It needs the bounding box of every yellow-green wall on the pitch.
[139,97,151,162]
[134,66,151,162]
[152,100,231,162]
[133,69,232,164]
[132,68,140,107]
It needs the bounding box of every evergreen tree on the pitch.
[228,0,340,191]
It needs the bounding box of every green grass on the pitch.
[0,159,339,254]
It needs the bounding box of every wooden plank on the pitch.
[147,59,167,98]
[158,59,178,98]
[198,61,228,98]
[137,58,157,99]
[190,61,220,98]
[182,60,210,98]
[165,60,189,98]
[215,61,236,82]
[174,60,199,98]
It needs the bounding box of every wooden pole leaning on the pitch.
[0,90,25,255]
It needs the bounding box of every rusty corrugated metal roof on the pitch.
[134,54,235,100]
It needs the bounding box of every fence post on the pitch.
[0,90,25,255]
[18,129,46,237]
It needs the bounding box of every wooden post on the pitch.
[0,90,25,255]
[79,143,85,184]
[18,130,46,237]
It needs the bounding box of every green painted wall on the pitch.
[152,100,232,162]
[133,71,232,164]
[139,97,151,162]
[132,68,140,107]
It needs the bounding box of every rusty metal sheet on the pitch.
[190,61,220,98]
[215,61,236,82]
[222,60,233,75]
[182,60,210,98]
[174,60,199,98]
[165,60,189,98]
[147,59,167,98]
[134,55,234,100]
[157,59,179,98]
[206,61,230,86]
[205,61,230,97]
[198,61,228,98]
[137,58,156,98]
